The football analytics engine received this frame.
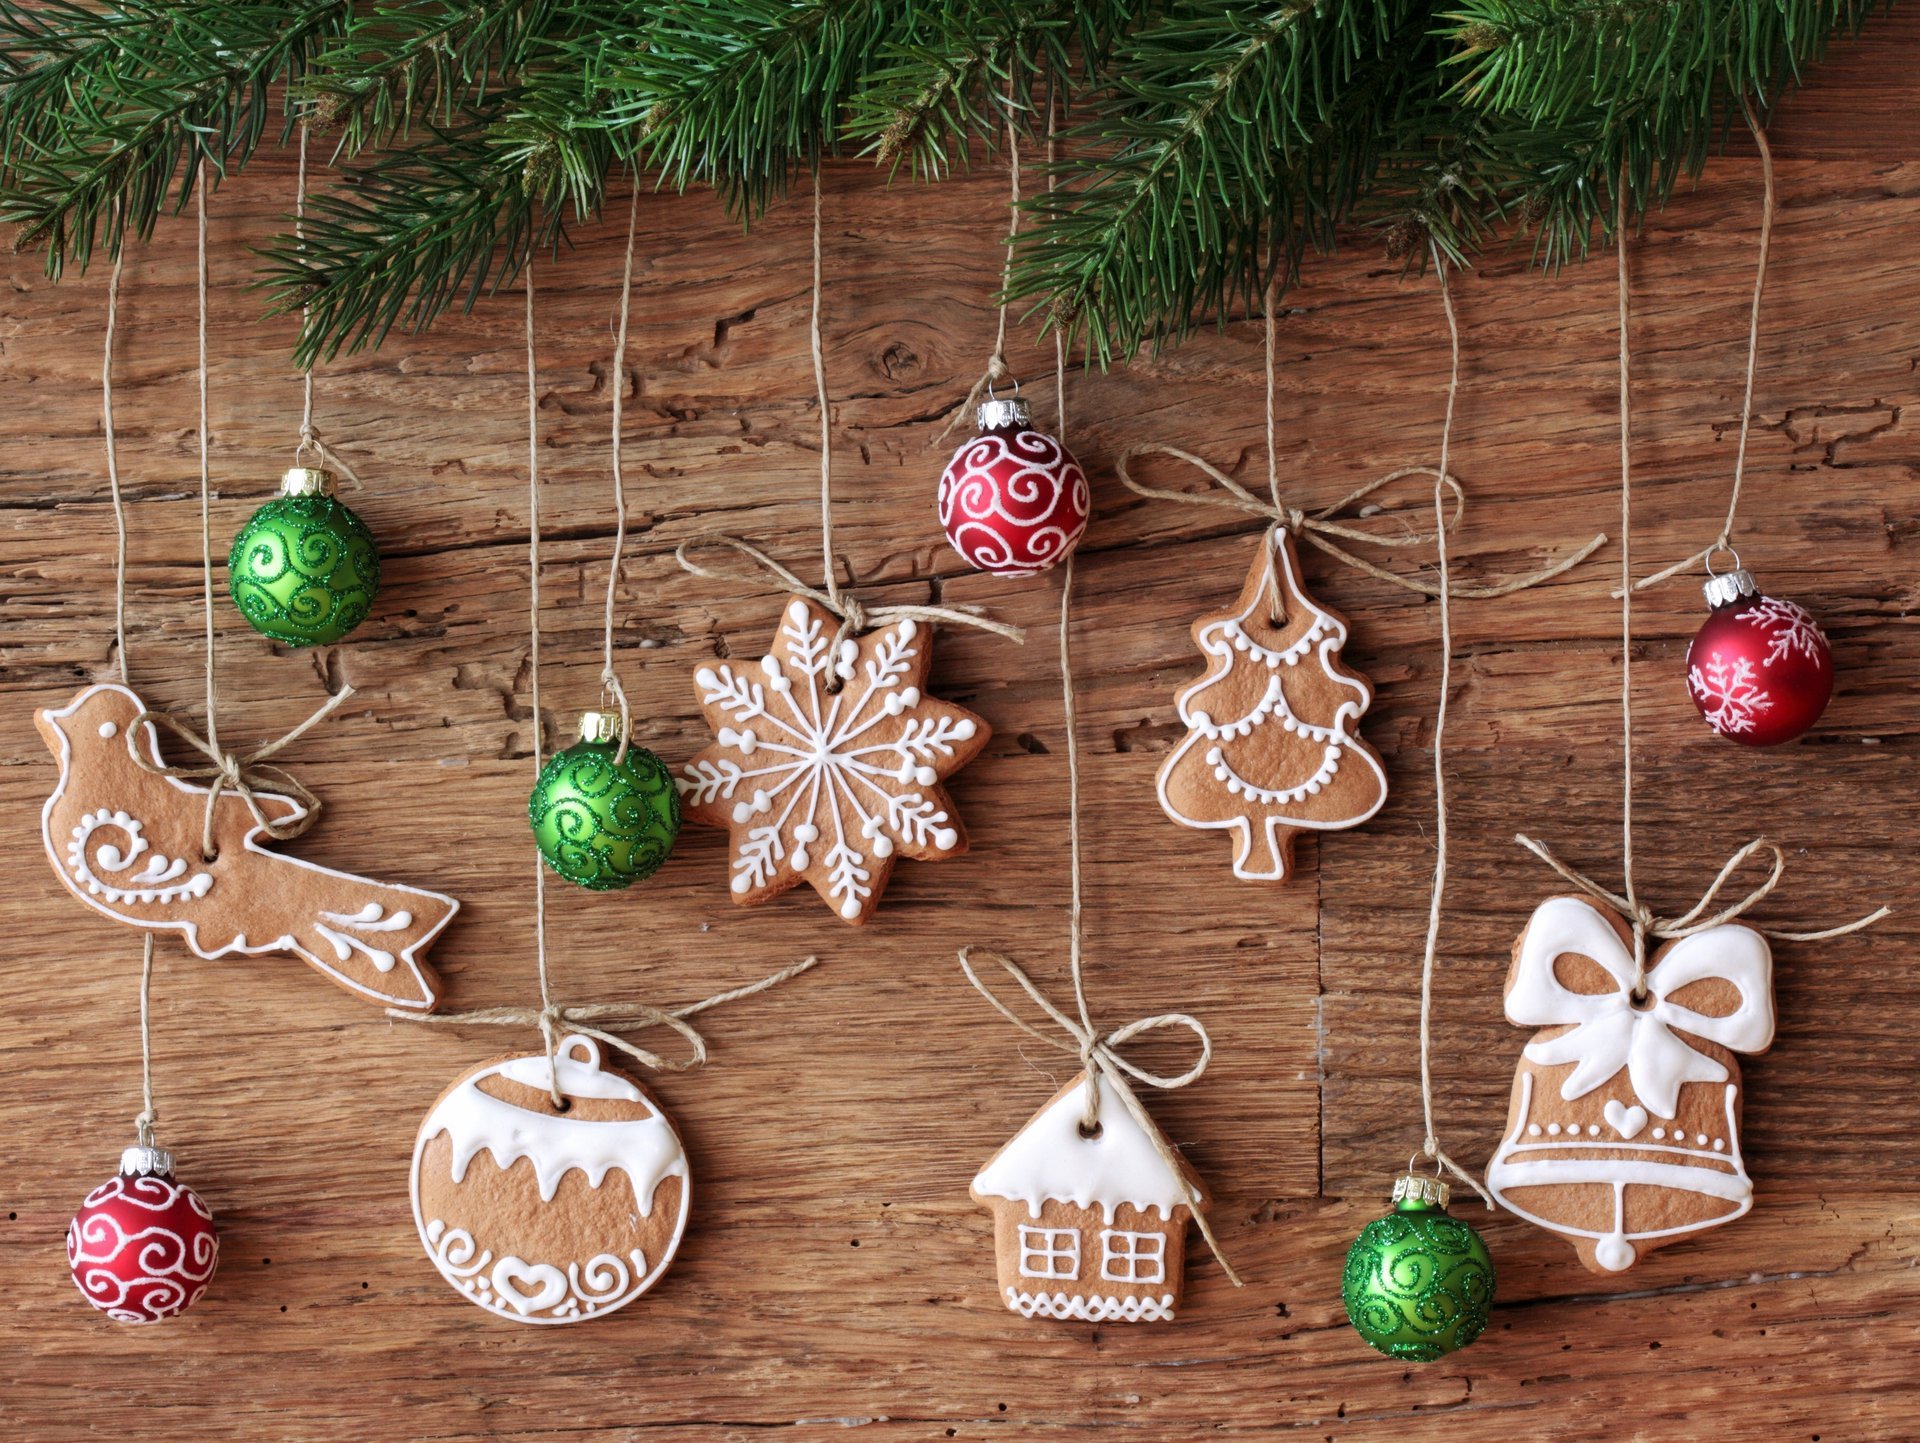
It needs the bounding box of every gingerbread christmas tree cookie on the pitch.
[1157,529,1388,881]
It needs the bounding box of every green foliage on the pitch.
[0,0,1892,363]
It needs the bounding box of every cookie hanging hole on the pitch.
[1077,1120,1104,1142]
[1629,986,1653,1011]
[550,1095,573,1114]
[1263,545,1289,630]
[201,845,219,863]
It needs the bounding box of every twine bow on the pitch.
[676,536,1026,653]
[129,687,356,859]
[1515,833,1890,998]
[390,956,819,1108]
[959,946,1243,1287]
[1115,444,1606,601]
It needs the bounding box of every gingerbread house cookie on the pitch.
[970,1071,1206,1323]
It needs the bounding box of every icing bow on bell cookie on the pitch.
[1505,896,1776,1119]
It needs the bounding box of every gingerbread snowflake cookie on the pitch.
[1485,895,1776,1273]
[677,598,991,923]
[1156,530,1388,881]
[411,1034,690,1324]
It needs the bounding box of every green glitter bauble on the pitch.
[227,493,380,646]
[1341,1198,1495,1361]
[529,739,681,890]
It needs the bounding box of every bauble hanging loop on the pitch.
[529,710,680,890]
[938,393,1090,578]
[1684,564,1832,745]
[1341,1166,1494,1360]
[68,1141,219,1324]
[227,466,380,647]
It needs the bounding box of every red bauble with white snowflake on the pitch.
[937,396,1090,577]
[1684,568,1833,746]
[68,1144,219,1323]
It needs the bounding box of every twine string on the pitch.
[1415,252,1494,1210]
[959,948,1242,1286]
[1519,160,1884,976]
[1627,99,1775,595]
[388,956,821,1078]
[676,536,1025,644]
[960,101,1240,1283]
[1116,447,1605,601]
[602,183,643,763]
[99,233,159,1145]
[524,258,562,1102]
[289,123,362,487]
[935,76,1021,443]
[809,170,840,613]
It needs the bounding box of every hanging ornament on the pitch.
[411,1033,689,1325]
[227,467,380,647]
[529,710,681,891]
[1684,566,1832,746]
[938,395,1090,577]
[38,682,458,1010]
[1341,1170,1494,1360]
[1485,895,1776,1273]
[68,1141,219,1324]
[1156,527,1388,881]
[677,598,991,923]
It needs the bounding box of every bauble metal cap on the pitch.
[578,709,626,745]
[119,1143,174,1178]
[976,396,1031,432]
[280,466,337,498]
[1702,567,1758,610]
[1392,1170,1451,1209]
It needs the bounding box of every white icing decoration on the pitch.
[1604,1100,1648,1139]
[972,1073,1195,1224]
[312,902,412,974]
[1488,1071,1754,1268]
[677,601,981,921]
[1155,530,1387,880]
[1003,1287,1174,1322]
[419,1035,686,1206]
[37,683,458,1011]
[1505,895,1775,1117]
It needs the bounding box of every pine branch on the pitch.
[1008,1,1443,364]
[595,0,920,215]
[0,0,350,276]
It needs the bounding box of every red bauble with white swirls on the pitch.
[937,399,1089,577]
[1684,570,1832,746]
[67,1149,219,1323]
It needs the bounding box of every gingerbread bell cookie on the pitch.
[1157,529,1388,881]
[1485,895,1776,1273]
[677,598,991,922]
[38,683,456,1010]
[410,1034,690,1325]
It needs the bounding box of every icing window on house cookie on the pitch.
[1099,1229,1166,1284]
[1017,1226,1080,1280]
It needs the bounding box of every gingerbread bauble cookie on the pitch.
[677,598,991,923]
[1156,529,1388,881]
[1485,896,1775,1273]
[410,1034,689,1324]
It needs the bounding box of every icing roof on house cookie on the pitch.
[972,1072,1196,1223]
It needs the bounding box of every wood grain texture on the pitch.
[3,15,1919,1440]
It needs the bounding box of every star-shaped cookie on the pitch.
[677,598,991,923]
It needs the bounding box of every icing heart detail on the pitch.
[491,1257,566,1315]
[1603,1099,1648,1140]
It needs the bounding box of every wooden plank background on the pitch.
[3,17,1918,1441]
